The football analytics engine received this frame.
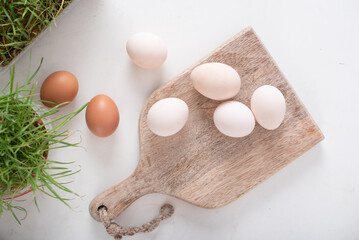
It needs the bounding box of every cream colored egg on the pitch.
[191,62,241,100]
[147,98,189,137]
[213,101,255,138]
[251,85,286,130]
[126,32,167,69]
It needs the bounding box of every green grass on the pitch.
[0,58,87,224]
[0,0,72,67]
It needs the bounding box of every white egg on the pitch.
[190,62,241,100]
[213,101,255,138]
[126,32,167,69]
[251,85,286,130]
[147,98,189,136]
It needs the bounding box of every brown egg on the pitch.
[40,71,79,108]
[86,95,120,137]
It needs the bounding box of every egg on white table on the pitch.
[126,32,167,69]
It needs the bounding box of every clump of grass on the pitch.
[0,58,87,224]
[0,0,72,66]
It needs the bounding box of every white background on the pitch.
[1,0,359,239]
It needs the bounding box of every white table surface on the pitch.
[1,0,359,239]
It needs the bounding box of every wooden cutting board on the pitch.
[89,27,324,221]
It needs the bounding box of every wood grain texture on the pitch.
[89,27,324,221]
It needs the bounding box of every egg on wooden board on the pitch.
[251,85,286,130]
[86,95,120,137]
[147,98,189,137]
[213,101,255,138]
[190,62,241,101]
[40,71,78,108]
[126,32,167,69]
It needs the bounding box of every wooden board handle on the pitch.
[89,173,152,221]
